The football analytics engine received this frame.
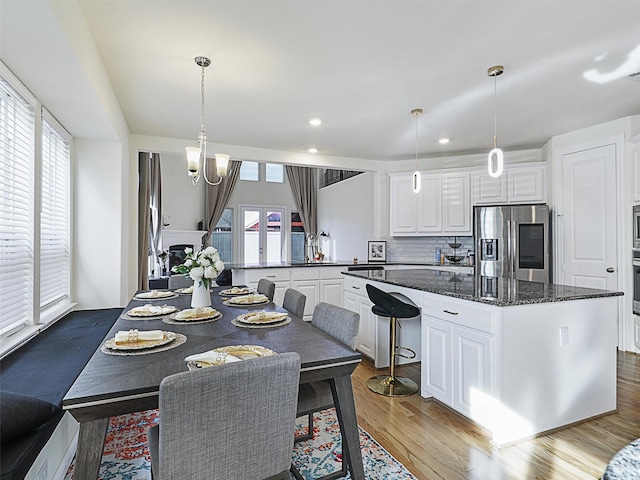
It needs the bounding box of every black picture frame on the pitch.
[367,241,386,262]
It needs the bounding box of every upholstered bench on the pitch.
[0,308,121,480]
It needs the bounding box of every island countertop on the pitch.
[343,268,623,307]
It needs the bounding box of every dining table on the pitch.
[62,285,364,479]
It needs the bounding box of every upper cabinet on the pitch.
[390,172,471,236]
[472,163,546,205]
[633,135,640,203]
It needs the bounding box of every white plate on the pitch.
[134,290,178,300]
[236,311,288,325]
[225,294,269,306]
[170,308,222,322]
[126,305,178,317]
[104,331,176,350]
[220,287,253,296]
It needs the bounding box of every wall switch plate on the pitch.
[560,326,569,346]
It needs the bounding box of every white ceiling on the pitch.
[6,1,640,161]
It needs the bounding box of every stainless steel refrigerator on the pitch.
[474,204,551,283]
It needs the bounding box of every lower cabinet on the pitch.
[421,293,496,423]
[343,280,376,358]
[232,266,344,321]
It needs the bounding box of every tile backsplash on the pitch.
[386,236,474,264]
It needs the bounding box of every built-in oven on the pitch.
[633,250,640,315]
[634,205,640,250]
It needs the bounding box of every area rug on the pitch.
[64,407,417,480]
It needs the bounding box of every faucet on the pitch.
[305,234,318,263]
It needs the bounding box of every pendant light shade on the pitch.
[186,56,229,186]
[487,65,504,178]
[411,108,423,193]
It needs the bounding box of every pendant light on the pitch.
[411,108,423,193]
[186,56,229,186]
[487,65,504,178]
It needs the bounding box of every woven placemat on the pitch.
[100,333,187,356]
[231,316,291,329]
[133,292,179,301]
[163,313,223,325]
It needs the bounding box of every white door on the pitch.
[239,206,285,264]
[560,144,618,290]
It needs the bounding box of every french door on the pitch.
[239,206,285,264]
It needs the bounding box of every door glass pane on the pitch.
[519,224,544,269]
[291,212,305,262]
[243,209,260,263]
[266,210,282,263]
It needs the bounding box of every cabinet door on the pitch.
[472,170,507,205]
[634,142,640,203]
[443,173,471,234]
[320,279,343,307]
[356,295,375,359]
[390,174,417,234]
[452,326,494,419]
[292,281,319,321]
[507,165,545,203]
[421,316,453,404]
[417,175,443,233]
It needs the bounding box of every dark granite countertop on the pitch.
[228,261,473,270]
[343,268,623,307]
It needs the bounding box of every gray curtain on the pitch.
[137,152,151,290]
[202,159,242,247]
[285,165,317,235]
[149,153,162,273]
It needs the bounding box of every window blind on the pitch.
[40,110,70,308]
[0,74,36,336]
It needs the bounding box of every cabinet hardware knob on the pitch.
[352,286,360,290]
[443,309,459,315]
[606,267,615,273]
[267,275,276,278]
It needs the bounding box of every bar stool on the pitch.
[365,283,419,397]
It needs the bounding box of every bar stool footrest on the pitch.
[395,345,416,360]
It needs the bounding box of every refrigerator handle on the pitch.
[510,219,517,278]
[506,219,511,275]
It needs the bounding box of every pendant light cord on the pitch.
[493,74,497,150]
[415,111,418,169]
[200,65,206,135]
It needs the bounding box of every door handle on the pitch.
[606,267,615,273]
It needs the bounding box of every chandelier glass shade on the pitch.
[186,56,229,186]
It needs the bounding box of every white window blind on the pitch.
[40,110,70,308]
[0,74,36,336]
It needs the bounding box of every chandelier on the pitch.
[186,56,229,186]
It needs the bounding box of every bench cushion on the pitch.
[1,391,61,443]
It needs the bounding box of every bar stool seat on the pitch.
[366,283,420,397]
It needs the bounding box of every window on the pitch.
[40,111,71,308]
[291,212,305,263]
[265,163,284,183]
[240,206,285,264]
[0,69,36,336]
[239,161,259,181]
[0,63,72,339]
[210,208,232,263]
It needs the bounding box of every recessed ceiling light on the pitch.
[308,148,318,154]
[438,138,450,144]
[309,118,322,126]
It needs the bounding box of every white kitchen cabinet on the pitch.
[389,171,470,236]
[421,292,496,425]
[290,268,320,321]
[319,267,345,308]
[422,316,452,405]
[343,277,375,358]
[633,136,640,203]
[442,172,471,233]
[240,268,291,305]
[472,163,546,205]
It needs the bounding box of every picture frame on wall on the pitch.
[367,240,386,262]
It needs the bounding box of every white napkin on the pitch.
[231,294,268,304]
[184,350,241,365]
[244,311,287,323]
[175,307,217,320]
[137,290,172,298]
[179,286,194,294]
[130,304,174,315]
[227,287,251,294]
[114,329,164,344]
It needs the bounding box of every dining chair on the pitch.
[291,302,359,480]
[282,288,306,319]
[148,352,300,480]
[167,274,192,290]
[257,278,276,301]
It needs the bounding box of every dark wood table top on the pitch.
[63,286,361,418]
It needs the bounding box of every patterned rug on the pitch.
[64,407,417,480]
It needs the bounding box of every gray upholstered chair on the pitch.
[291,302,359,480]
[167,274,192,290]
[148,352,300,480]
[282,288,306,318]
[257,278,276,301]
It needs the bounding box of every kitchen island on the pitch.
[343,268,623,446]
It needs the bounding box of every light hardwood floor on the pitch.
[351,351,639,480]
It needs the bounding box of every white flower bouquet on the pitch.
[171,246,225,289]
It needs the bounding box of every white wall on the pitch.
[159,153,206,230]
[317,172,376,262]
